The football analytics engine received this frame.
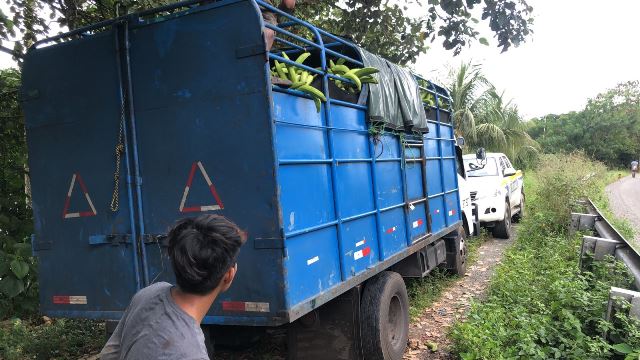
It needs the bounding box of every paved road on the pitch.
[606,174,640,244]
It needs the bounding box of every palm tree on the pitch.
[472,89,539,168]
[449,62,491,141]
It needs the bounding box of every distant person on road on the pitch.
[99,214,247,360]
[632,160,638,178]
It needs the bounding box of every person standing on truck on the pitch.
[262,0,296,51]
[99,214,247,359]
[632,160,638,178]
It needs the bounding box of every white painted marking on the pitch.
[69,296,87,304]
[200,205,221,211]
[197,161,213,186]
[356,240,366,247]
[67,174,77,197]
[307,256,319,265]
[64,212,80,219]
[85,192,97,215]
[244,302,270,312]
[354,250,363,260]
[412,220,420,228]
[179,186,190,211]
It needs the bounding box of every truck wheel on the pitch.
[444,227,467,276]
[492,199,512,239]
[512,193,525,223]
[361,271,409,360]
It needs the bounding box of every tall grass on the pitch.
[451,153,640,359]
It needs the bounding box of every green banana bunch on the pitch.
[421,92,435,107]
[271,52,325,112]
[270,52,381,112]
[328,58,379,93]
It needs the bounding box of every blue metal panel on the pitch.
[126,0,287,321]
[426,159,443,195]
[428,197,446,234]
[341,215,379,277]
[378,207,408,258]
[336,163,375,217]
[374,162,404,208]
[280,164,335,233]
[22,29,140,314]
[443,158,458,192]
[408,202,428,240]
[274,93,328,161]
[405,164,424,200]
[445,192,461,225]
[284,227,341,306]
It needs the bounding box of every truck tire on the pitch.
[444,227,467,276]
[361,271,409,360]
[492,199,512,239]
[512,192,525,223]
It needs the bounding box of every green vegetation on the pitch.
[0,318,104,359]
[0,69,37,319]
[450,153,640,359]
[528,81,640,169]
[2,1,533,65]
[448,62,539,169]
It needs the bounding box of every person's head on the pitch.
[167,214,246,295]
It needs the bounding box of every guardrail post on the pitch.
[580,235,621,268]
[570,213,597,234]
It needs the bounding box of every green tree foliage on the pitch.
[448,62,539,168]
[528,81,640,168]
[0,69,37,319]
[1,0,534,65]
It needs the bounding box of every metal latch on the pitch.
[89,234,132,246]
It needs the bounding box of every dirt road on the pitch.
[606,174,640,244]
[404,236,514,359]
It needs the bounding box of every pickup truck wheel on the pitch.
[445,227,467,276]
[512,193,525,223]
[361,271,409,360]
[492,200,512,239]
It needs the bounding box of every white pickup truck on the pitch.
[462,150,524,239]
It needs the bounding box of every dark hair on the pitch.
[167,214,246,295]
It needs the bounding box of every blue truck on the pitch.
[21,1,470,359]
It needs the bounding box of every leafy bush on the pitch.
[0,68,37,319]
[0,318,104,359]
[450,154,638,359]
[534,152,606,230]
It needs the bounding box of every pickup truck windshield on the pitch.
[464,158,499,177]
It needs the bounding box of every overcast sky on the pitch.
[1,0,639,119]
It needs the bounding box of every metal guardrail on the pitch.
[571,199,640,321]
[572,199,640,288]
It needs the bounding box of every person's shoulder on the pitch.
[132,282,172,302]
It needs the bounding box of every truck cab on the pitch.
[463,151,524,238]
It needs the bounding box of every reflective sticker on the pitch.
[179,161,224,213]
[385,226,397,234]
[448,210,456,216]
[355,239,366,247]
[412,219,424,228]
[354,247,371,260]
[53,295,87,305]
[222,301,270,312]
[62,173,97,219]
[306,256,319,265]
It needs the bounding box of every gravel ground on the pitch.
[404,236,514,360]
[606,174,640,245]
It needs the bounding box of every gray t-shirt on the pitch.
[99,282,209,360]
